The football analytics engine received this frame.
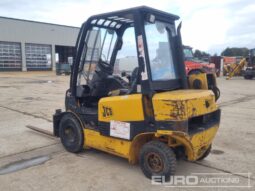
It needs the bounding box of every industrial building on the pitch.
[0,16,80,71]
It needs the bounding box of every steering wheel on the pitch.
[97,59,113,74]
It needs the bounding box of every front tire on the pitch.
[59,113,84,153]
[139,141,176,180]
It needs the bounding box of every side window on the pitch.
[77,27,117,85]
[100,29,117,63]
[114,27,138,77]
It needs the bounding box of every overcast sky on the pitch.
[0,0,254,54]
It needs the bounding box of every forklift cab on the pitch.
[71,6,186,105]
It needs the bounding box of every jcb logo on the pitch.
[102,106,113,117]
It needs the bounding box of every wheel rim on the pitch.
[145,152,164,173]
[63,126,75,143]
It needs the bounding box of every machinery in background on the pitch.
[209,56,222,77]
[224,49,255,80]
[226,58,246,80]
[183,46,216,75]
[56,63,71,75]
[243,48,255,79]
[223,56,242,77]
[55,56,73,75]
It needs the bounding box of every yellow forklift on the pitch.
[53,6,221,179]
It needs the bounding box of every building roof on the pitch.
[0,16,80,29]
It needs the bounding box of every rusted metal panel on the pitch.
[152,90,217,121]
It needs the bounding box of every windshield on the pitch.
[183,48,193,59]
[145,21,177,81]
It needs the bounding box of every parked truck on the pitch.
[183,46,215,75]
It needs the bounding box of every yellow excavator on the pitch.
[53,6,221,179]
[226,58,246,80]
[225,49,255,80]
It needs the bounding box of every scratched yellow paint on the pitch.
[190,124,219,149]
[152,90,217,121]
[83,124,219,162]
[84,129,131,158]
[156,124,219,160]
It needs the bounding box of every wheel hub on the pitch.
[64,126,75,143]
[146,152,164,173]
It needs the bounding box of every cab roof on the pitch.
[86,6,179,30]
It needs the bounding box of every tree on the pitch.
[194,49,210,59]
[194,50,202,58]
[221,47,249,57]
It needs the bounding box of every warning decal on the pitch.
[110,120,130,140]
[137,35,148,80]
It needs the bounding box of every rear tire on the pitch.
[139,141,176,180]
[59,113,84,153]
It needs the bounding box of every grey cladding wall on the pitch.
[0,17,80,46]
